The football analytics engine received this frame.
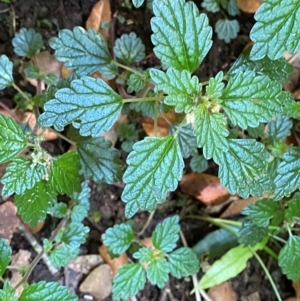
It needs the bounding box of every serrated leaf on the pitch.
[15,181,57,227]
[71,205,88,223]
[12,28,43,58]
[150,68,201,113]
[0,239,11,277]
[194,108,229,160]
[206,71,224,99]
[201,0,220,12]
[278,235,300,281]
[238,222,268,247]
[103,223,134,254]
[129,100,162,118]
[127,73,147,93]
[168,247,199,278]
[242,199,278,227]
[70,182,91,206]
[132,0,145,7]
[169,123,197,158]
[152,215,180,253]
[217,139,269,198]
[250,0,300,60]
[69,133,123,183]
[196,241,265,290]
[114,33,145,64]
[24,65,42,79]
[215,19,239,43]
[60,222,89,247]
[228,45,293,84]
[227,0,240,16]
[49,27,116,78]
[0,115,27,163]
[151,0,212,72]
[113,264,146,299]
[39,76,123,136]
[0,55,14,89]
[247,124,265,138]
[147,259,169,288]
[50,244,79,268]
[285,193,300,223]
[283,99,300,118]
[221,71,284,129]
[49,152,81,196]
[133,247,156,262]
[0,282,17,301]
[122,137,184,217]
[1,157,47,197]
[19,281,77,301]
[266,115,293,142]
[50,202,68,218]
[190,154,208,173]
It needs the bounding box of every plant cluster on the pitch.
[0,0,300,299]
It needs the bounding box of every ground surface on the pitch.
[0,0,296,300]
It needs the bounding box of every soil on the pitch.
[0,0,296,301]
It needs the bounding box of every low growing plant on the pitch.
[0,0,300,299]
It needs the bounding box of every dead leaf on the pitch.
[68,255,103,274]
[79,264,113,300]
[180,173,230,206]
[102,114,128,146]
[0,201,19,243]
[142,237,154,248]
[237,0,262,13]
[220,197,258,218]
[293,278,300,300]
[294,86,300,100]
[246,292,261,301]
[86,0,111,41]
[10,250,31,297]
[208,281,237,301]
[284,298,296,301]
[61,65,73,79]
[22,221,44,234]
[99,245,128,276]
[283,53,300,92]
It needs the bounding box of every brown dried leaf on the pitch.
[180,173,230,206]
[99,245,128,276]
[220,197,258,218]
[0,201,19,243]
[237,0,262,13]
[293,278,300,300]
[68,255,103,274]
[102,114,128,146]
[86,0,111,41]
[208,281,237,301]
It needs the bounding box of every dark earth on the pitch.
[0,0,296,300]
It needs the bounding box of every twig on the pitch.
[0,102,21,123]
[137,210,155,237]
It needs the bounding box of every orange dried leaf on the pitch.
[0,201,19,243]
[208,282,237,301]
[180,173,230,206]
[220,197,258,218]
[237,0,262,13]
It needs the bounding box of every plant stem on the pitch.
[0,101,21,123]
[48,128,76,147]
[250,247,282,301]
[136,81,155,98]
[138,210,156,237]
[154,100,158,136]
[173,117,187,138]
[123,96,164,103]
[112,61,144,77]
[12,83,32,104]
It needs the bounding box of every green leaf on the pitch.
[60,222,89,247]
[15,181,57,227]
[102,223,134,254]
[132,0,145,8]
[133,247,156,263]
[69,133,123,183]
[0,239,11,277]
[129,100,162,118]
[196,241,265,290]
[0,55,14,89]
[117,123,138,142]
[70,182,91,206]
[147,259,169,288]
[217,139,270,198]
[49,27,116,78]
[39,76,123,136]
[114,33,145,64]
[0,115,27,163]
[247,124,265,138]
[250,0,300,60]
[122,136,184,217]
[285,193,300,223]
[238,222,268,247]
[152,215,180,253]
[50,202,68,219]
[19,281,77,301]
[206,71,224,99]
[151,0,212,72]
[190,154,208,173]
[228,45,293,84]
[169,123,197,158]
[49,244,78,267]
[113,264,146,299]
[242,199,278,227]
[24,65,42,79]
[1,157,47,197]
[12,28,43,58]
[194,108,229,160]
[266,115,293,142]
[49,152,81,196]
[150,68,201,113]
[278,235,300,281]
[221,71,284,129]
[284,99,300,118]
[127,73,147,93]
[201,0,220,12]
[71,204,88,223]
[168,247,199,278]
[274,147,300,200]
[215,19,239,43]
[0,282,17,301]
[227,0,240,16]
